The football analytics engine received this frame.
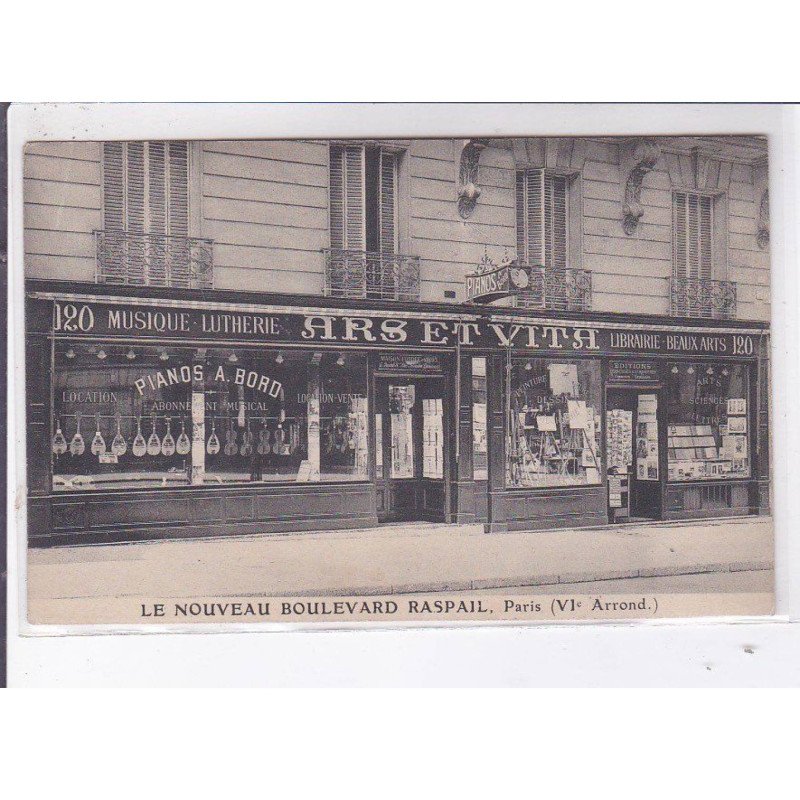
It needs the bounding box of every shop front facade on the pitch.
[26,280,769,546]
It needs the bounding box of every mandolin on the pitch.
[69,413,85,456]
[91,414,107,456]
[176,418,191,455]
[132,416,147,457]
[111,415,127,456]
[207,418,221,455]
[240,421,254,457]
[161,417,176,456]
[224,420,238,456]
[52,418,68,455]
[146,414,161,456]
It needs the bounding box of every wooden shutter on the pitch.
[379,150,397,254]
[545,173,568,273]
[329,144,366,251]
[516,169,567,269]
[102,142,125,233]
[167,142,189,236]
[674,191,713,281]
[515,169,545,264]
[344,146,365,250]
[329,145,345,250]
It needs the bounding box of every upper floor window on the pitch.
[98,141,212,289]
[671,190,734,318]
[326,144,419,301]
[515,169,569,271]
[673,191,713,281]
[514,169,589,311]
[104,141,189,240]
[329,144,398,254]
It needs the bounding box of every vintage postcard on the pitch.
[15,114,774,627]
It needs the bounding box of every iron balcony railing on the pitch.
[95,230,214,290]
[670,277,737,320]
[514,266,592,312]
[323,248,421,302]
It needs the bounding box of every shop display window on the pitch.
[506,359,602,488]
[666,362,750,481]
[52,343,368,490]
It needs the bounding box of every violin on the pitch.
[257,423,271,455]
[272,424,285,455]
[240,421,254,457]
[224,420,238,456]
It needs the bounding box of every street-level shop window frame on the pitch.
[50,341,370,492]
[505,356,602,489]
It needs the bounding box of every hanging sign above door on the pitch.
[465,256,532,303]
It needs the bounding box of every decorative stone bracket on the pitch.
[757,188,769,249]
[457,139,489,219]
[622,139,661,235]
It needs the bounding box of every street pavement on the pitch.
[27,516,773,612]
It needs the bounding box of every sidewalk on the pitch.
[28,516,773,601]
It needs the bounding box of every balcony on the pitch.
[670,277,737,320]
[514,266,592,312]
[323,249,421,302]
[95,230,214,290]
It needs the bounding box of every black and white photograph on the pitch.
[11,114,775,626]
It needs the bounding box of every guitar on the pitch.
[257,424,271,455]
[161,417,176,456]
[207,418,221,455]
[132,416,147,457]
[224,420,238,456]
[240,421,254,457]
[146,415,161,456]
[91,414,107,456]
[52,418,68,455]
[111,415,127,456]
[176,418,191,455]
[69,413,85,456]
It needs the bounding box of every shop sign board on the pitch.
[465,263,532,303]
[608,359,661,384]
[377,353,445,373]
[43,297,759,359]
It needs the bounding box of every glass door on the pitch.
[374,377,446,522]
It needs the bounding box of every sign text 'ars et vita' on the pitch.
[50,300,756,357]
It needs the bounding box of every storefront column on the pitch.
[27,345,52,495]
[484,352,509,533]
[26,301,53,541]
[307,362,321,481]
[756,338,770,514]
[190,349,205,485]
[451,352,477,523]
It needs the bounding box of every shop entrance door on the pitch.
[374,377,446,522]
[606,388,662,521]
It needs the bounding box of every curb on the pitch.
[271,559,774,597]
